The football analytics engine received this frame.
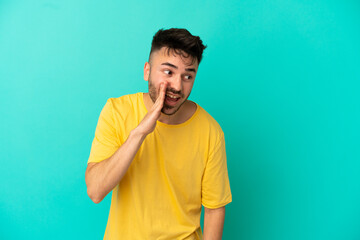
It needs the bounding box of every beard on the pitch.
[148,78,188,116]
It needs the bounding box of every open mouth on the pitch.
[165,93,181,106]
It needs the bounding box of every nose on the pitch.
[167,74,182,93]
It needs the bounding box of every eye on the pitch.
[184,75,193,80]
[164,70,172,75]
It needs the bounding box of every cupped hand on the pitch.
[137,82,167,136]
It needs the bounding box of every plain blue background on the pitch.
[1,0,360,239]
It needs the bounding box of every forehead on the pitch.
[151,47,198,68]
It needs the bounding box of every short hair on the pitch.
[149,28,207,65]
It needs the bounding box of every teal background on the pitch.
[1,0,359,239]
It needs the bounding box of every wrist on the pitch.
[130,127,148,141]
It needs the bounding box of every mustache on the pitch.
[166,88,184,97]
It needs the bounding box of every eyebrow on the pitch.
[161,62,196,73]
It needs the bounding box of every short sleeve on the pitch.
[88,99,120,163]
[201,132,232,209]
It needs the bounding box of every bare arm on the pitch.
[203,206,225,240]
[85,129,146,203]
[85,82,168,204]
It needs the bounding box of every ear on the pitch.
[144,62,150,81]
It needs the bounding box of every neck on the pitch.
[159,112,179,124]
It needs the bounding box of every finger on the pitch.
[159,82,167,101]
[154,82,167,107]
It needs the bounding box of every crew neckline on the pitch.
[140,92,200,128]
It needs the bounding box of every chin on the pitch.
[161,104,183,115]
[162,98,188,116]
[161,107,178,116]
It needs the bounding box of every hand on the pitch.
[136,82,167,136]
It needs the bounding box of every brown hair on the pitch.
[149,28,207,65]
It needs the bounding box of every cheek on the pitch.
[151,72,167,85]
[183,82,194,93]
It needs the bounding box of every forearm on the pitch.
[86,128,146,203]
[203,206,225,240]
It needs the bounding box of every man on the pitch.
[85,28,232,240]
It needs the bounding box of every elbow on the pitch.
[87,187,103,204]
[86,177,103,204]
[85,164,103,204]
[91,197,102,204]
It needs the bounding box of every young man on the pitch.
[85,28,232,240]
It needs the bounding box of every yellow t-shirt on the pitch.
[88,92,232,240]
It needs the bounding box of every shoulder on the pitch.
[108,92,142,106]
[107,92,143,113]
[193,101,224,138]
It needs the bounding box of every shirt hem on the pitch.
[202,198,232,209]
